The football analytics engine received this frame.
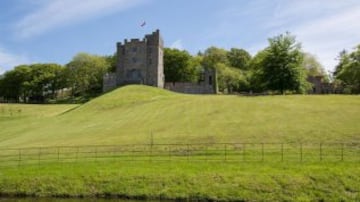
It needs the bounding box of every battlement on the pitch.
[103,30,164,91]
[117,29,162,47]
[104,29,215,94]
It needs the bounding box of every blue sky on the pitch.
[1,0,360,74]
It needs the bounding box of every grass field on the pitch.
[0,85,359,148]
[0,161,359,201]
[0,85,359,201]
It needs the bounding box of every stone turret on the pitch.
[116,29,164,88]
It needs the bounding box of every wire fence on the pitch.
[0,142,359,167]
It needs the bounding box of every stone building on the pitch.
[103,30,217,94]
[164,68,217,94]
[307,76,343,94]
[103,29,165,92]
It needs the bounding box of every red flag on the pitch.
[140,21,146,27]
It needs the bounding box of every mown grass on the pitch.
[0,161,359,201]
[0,85,359,201]
[0,85,359,148]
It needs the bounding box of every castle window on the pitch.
[148,47,152,54]
[148,59,152,65]
[132,47,137,52]
[132,57,137,63]
[209,76,213,85]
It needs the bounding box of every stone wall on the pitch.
[115,30,164,88]
[307,76,343,94]
[164,68,217,94]
[103,73,117,92]
[164,82,214,94]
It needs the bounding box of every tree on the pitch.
[248,49,269,92]
[259,32,310,94]
[201,46,228,69]
[302,53,327,78]
[334,50,348,76]
[105,53,117,72]
[26,64,65,102]
[65,53,111,97]
[0,65,31,102]
[335,45,360,93]
[164,48,198,82]
[0,64,66,103]
[215,63,245,93]
[201,46,252,93]
[227,48,251,70]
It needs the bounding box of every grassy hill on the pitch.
[0,85,359,148]
[0,85,360,201]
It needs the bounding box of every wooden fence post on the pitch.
[300,143,303,162]
[261,143,264,162]
[187,144,190,162]
[95,147,98,162]
[168,146,171,161]
[243,143,246,161]
[224,144,227,162]
[320,143,323,161]
[341,143,344,161]
[38,148,41,166]
[18,149,22,167]
[76,147,79,161]
[57,147,60,161]
[281,143,284,162]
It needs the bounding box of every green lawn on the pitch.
[0,161,359,201]
[0,85,359,201]
[0,85,359,148]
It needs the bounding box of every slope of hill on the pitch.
[0,85,360,201]
[0,85,359,148]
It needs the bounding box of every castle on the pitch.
[103,30,216,94]
[103,30,164,91]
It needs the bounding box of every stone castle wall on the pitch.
[103,30,216,94]
[164,69,216,94]
[116,30,164,88]
[164,82,214,94]
[103,73,117,92]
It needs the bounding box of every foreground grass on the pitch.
[0,161,359,201]
[0,86,359,201]
[0,85,359,148]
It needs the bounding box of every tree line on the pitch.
[165,32,333,94]
[0,32,359,103]
[0,53,115,103]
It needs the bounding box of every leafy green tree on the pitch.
[227,48,251,70]
[65,53,110,97]
[202,47,251,93]
[0,65,31,102]
[259,32,310,94]
[248,49,270,92]
[105,53,117,72]
[26,64,65,102]
[215,63,245,93]
[334,50,348,75]
[0,64,66,103]
[201,46,228,69]
[164,48,198,82]
[335,45,360,93]
[302,53,326,76]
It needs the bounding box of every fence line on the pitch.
[0,142,359,167]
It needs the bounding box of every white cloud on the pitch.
[219,0,360,71]
[170,39,184,50]
[15,0,147,38]
[291,5,360,71]
[0,47,30,74]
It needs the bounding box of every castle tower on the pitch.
[115,29,164,88]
